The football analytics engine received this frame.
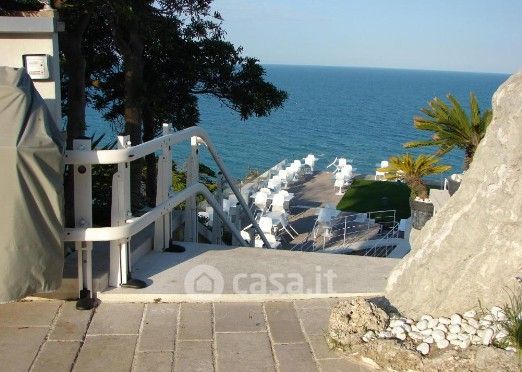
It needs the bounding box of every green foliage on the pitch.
[337,179,411,220]
[378,154,451,199]
[404,93,492,170]
[500,287,522,353]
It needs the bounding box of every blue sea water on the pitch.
[86,65,509,182]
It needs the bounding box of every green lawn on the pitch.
[336,179,411,220]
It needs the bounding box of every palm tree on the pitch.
[404,93,492,170]
[378,154,451,199]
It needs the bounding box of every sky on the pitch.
[211,0,522,74]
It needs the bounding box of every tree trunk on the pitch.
[142,104,157,207]
[406,176,429,200]
[55,3,92,227]
[114,10,145,211]
[463,147,474,171]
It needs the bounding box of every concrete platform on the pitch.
[98,242,398,302]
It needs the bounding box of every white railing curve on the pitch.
[63,124,271,304]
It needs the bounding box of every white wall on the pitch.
[0,12,62,126]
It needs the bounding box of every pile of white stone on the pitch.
[362,306,516,356]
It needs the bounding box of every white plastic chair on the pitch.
[254,192,269,215]
[258,216,275,235]
[304,154,317,173]
[375,160,389,180]
[279,213,298,239]
[271,193,286,214]
[254,233,281,249]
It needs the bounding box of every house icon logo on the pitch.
[184,265,224,299]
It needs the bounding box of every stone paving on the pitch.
[0,298,372,372]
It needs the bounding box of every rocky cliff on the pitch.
[386,72,522,318]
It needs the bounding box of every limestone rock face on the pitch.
[386,72,522,318]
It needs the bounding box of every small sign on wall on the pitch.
[22,54,51,80]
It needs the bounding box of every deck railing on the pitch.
[63,125,271,303]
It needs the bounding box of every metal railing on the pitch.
[63,125,271,302]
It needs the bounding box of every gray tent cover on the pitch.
[0,67,64,303]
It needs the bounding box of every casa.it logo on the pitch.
[184,265,225,299]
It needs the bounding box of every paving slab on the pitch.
[317,357,372,372]
[32,341,81,372]
[214,302,265,332]
[138,303,178,352]
[215,332,275,372]
[293,298,331,309]
[0,301,61,327]
[178,303,212,340]
[74,335,137,372]
[87,302,144,335]
[308,334,343,359]
[264,302,306,343]
[174,340,213,372]
[50,301,92,340]
[0,326,48,372]
[274,343,318,372]
[297,307,331,336]
[133,352,173,372]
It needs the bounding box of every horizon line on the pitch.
[259,63,514,76]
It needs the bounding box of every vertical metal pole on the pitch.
[212,173,224,244]
[154,123,173,251]
[119,136,131,284]
[184,136,199,242]
[73,138,93,306]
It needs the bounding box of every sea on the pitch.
[86,65,509,184]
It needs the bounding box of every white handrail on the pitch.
[64,126,272,248]
[64,183,247,246]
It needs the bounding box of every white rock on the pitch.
[392,326,405,335]
[457,333,470,341]
[490,306,507,321]
[416,320,428,331]
[462,323,477,335]
[476,329,485,338]
[506,346,516,352]
[449,324,461,334]
[420,315,433,322]
[432,329,446,341]
[378,330,393,339]
[436,339,449,349]
[423,336,434,344]
[450,314,462,325]
[420,329,433,337]
[416,342,430,355]
[460,338,471,349]
[479,320,492,328]
[409,331,424,340]
[450,339,461,346]
[435,324,448,333]
[411,325,419,332]
[463,310,477,318]
[438,317,451,325]
[482,328,494,345]
[362,330,376,342]
[446,333,459,341]
[467,318,479,328]
[427,318,438,329]
[396,332,407,341]
[405,318,414,325]
[495,330,508,341]
[389,319,405,328]
[471,335,482,345]
[483,314,494,322]
[402,324,412,333]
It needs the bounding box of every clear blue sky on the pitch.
[211,0,522,74]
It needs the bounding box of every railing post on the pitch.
[184,136,199,242]
[73,138,95,310]
[212,172,224,244]
[154,123,173,251]
[109,135,132,287]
